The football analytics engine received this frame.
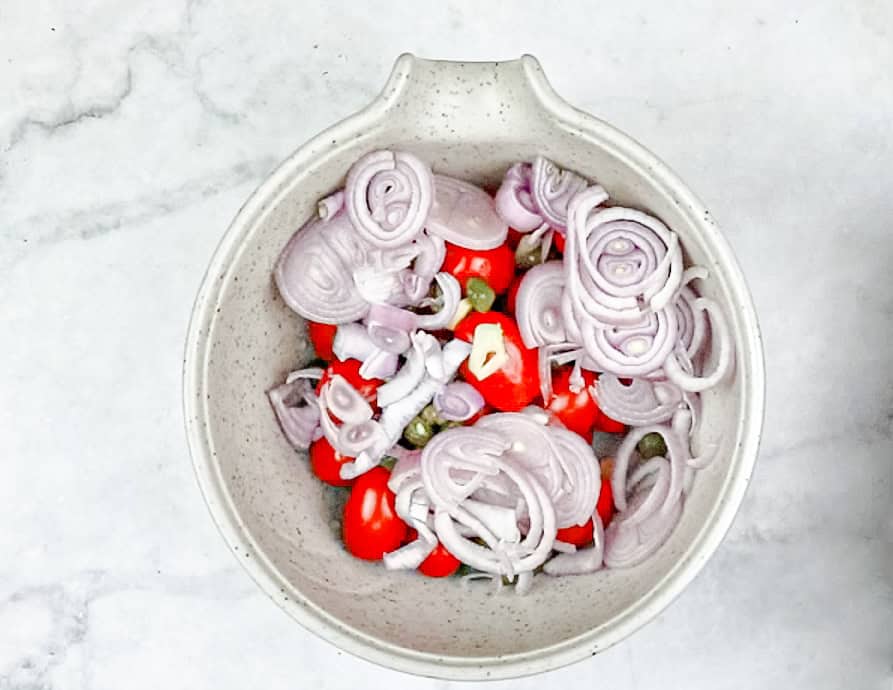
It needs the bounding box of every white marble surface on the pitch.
[2,1,891,688]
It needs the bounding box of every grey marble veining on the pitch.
[1,1,890,688]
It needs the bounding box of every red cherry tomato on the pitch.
[506,227,527,248]
[585,378,625,433]
[597,459,615,527]
[553,232,566,254]
[556,462,615,542]
[465,403,493,426]
[316,358,383,408]
[342,467,408,561]
[506,275,523,314]
[545,367,599,441]
[405,529,462,577]
[454,312,540,412]
[442,242,515,295]
[309,437,353,487]
[594,410,626,433]
[556,519,594,547]
[308,321,337,361]
[418,542,461,577]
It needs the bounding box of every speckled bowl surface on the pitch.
[183,54,764,680]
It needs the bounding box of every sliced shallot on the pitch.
[544,513,606,576]
[345,150,433,248]
[267,378,321,450]
[672,407,719,471]
[384,452,439,570]
[604,458,683,569]
[675,285,708,359]
[611,423,687,515]
[376,335,430,407]
[365,303,417,354]
[564,195,682,326]
[422,426,557,576]
[494,162,543,232]
[580,308,679,377]
[663,297,734,392]
[317,190,345,220]
[530,156,589,232]
[359,350,399,379]
[321,374,374,424]
[284,367,325,385]
[415,272,462,330]
[333,323,376,362]
[591,375,682,426]
[476,412,600,529]
[400,232,446,303]
[338,419,388,456]
[274,214,369,324]
[340,339,471,480]
[426,175,508,249]
[515,261,567,348]
[433,381,485,422]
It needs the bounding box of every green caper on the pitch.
[466,277,496,312]
[515,245,542,268]
[402,416,433,448]
[515,235,544,268]
[420,404,442,426]
[637,432,668,459]
[379,456,397,471]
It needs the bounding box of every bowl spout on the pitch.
[375,54,563,144]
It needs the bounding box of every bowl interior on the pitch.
[195,130,749,664]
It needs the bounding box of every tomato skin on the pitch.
[506,227,527,248]
[597,460,615,527]
[465,404,493,426]
[556,463,615,541]
[442,242,515,295]
[546,367,600,441]
[556,520,594,547]
[506,275,523,314]
[316,358,383,408]
[342,467,408,561]
[308,321,337,361]
[594,410,626,434]
[454,312,540,412]
[309,437,353,487]
[553,232,566,254]
[584,378,625,433]
[419,542,461,577]
[404,529,462,577]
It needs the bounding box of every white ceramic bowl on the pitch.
[183,54,764,680]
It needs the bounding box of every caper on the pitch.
[402,416,433,448]
[637,432,668,459]
[466,277,496,312]
[420,404,442,426]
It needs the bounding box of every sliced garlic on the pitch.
[468,322,508,380]
[447,298,473,330]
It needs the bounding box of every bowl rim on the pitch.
[182,54,765,680]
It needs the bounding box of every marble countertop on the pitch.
[2,1,890,688]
